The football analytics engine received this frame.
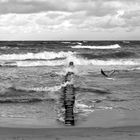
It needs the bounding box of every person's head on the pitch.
[69,61,74,67]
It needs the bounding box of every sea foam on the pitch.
[66,55,139,66]
[0,51,139,67]
[1,58,139,67]
[0,51,74,61]
[71,44,121,49]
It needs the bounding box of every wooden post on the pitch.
[63,72,75,126]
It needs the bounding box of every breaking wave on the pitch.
[0,51,74,61]
[0,58,139,67]
[71,44,121,49]
[0,50,139,67]
[65,55,140,66]
[0,46,10,50]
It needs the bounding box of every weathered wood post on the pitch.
[63,72,75,125]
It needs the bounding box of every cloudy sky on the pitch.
[0,0,140,40]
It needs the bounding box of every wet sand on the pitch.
[0,126,140,140]
[1,109,140,140]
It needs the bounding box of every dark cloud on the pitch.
[0,0,139,20]
[0,0,66,14]
[0,0,140,14]
[0,0,123,15]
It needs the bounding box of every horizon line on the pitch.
[0,39,140,41]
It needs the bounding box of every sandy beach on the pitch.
[0,109,140,140]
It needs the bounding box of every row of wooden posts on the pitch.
[62,72,75,126]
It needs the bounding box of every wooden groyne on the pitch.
[62,72,75,126]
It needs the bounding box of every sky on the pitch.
[0,0,140,40]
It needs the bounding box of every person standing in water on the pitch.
[64,62,75,83]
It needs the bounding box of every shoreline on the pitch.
[0,125,140,140]
[0,109,140,139]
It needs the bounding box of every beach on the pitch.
[0,109,140,140]
[1,126,140,140]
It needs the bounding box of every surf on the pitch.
[0,58,139,67]
[71,44,121,49]
[0,51,75,61]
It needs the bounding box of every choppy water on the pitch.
[0,41,140,125]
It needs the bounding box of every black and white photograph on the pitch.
[0,0,140,139]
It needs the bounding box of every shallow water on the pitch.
[0,65,139,124]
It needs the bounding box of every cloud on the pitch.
[0,0,140,38]
[0,12,73,33]
[0,0,127,14]
[0,0,66,14]
[124,11,140,18]
[0,0,140,21]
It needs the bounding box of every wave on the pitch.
[0,60,65,67]
[79,51,137,59]
[61,42,82,45]
[0,46,10,50]
[0,97,45,103]
[79,59,139,66]
[76,87,112,94]
[26,85,62,92]
[0,58,139,67]
[133,67,140,70]
[0,51,139,67]
[0,46,19,50]
[66,55,140,66]
[16,60,65,67]
[0,51,74,61]
[0,86,60,103]
[71,44,121,49]
[61,41,71,44]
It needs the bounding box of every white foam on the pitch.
[0,51,75,61]
[16,60,65,67]
[66,55,139,66]
[2,58,139,67]
[0,46,10,50]
[130,66,140,70]
[0,53,139,67]
[5,58,140,67]
[77,42,82,45]
[71,44,121,49]
[29,85,62,92]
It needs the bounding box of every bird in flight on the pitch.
[101,69,117,80]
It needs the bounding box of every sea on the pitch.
[0,40,140,126]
